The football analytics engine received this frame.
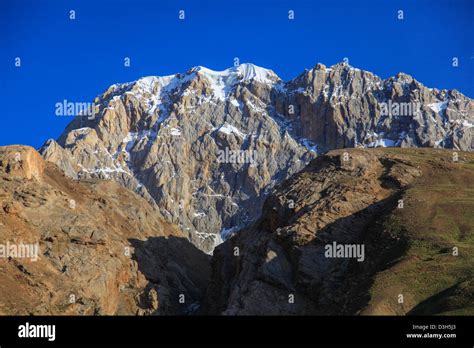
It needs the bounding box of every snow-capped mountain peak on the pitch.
[41,61,473,253]
[193,63,278,84]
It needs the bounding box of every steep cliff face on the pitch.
[40,64,317,253]
[203,148,474,315]
[39,62,473,252]
[279,63,472,151]
[0,146,209,315]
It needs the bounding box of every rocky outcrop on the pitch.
[279,63,473,152]
[203,148,474,315]
[39,62,473,253]
[40,64,317,253]
[0,146,209,315]
[0,146,45,180]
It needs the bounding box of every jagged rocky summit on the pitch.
[39,62,474,253]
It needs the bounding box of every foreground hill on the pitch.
[0,146,209,315]
[1,146,472,315]
[204,148,474,315]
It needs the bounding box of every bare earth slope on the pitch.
[203,148,474,315]
[1,146,472,315]
[0,146,209,315]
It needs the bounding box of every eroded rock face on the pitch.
[0,146,45,180]
[203,149,406,314]
[202,148,474,315]
[39,62,473,253]
[0,146,209,315]
[281,64,473,152]
[40,64,317,253]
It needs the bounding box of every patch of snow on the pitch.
[427,100,448,113]
[300,138,318,153]
[202,185,225,198]
[230,99,240,107]
[136,75,179,93]
[322,84,330,98]
[245,98,266,113]
[72,127,93,134]
[235,63,275,83]
[169,127,182,136]
[193,67,237,100]
[122,130,157,152]
[195,63,275,83]
[192,63,278,101]
[216,123,246,138]
[367,138,396,148]
[78,164,132,178]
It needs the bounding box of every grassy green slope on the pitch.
[362,148,474,315]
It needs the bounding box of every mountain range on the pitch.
[38,62,473,253]
[0,61,472,315]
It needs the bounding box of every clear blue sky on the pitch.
[0,0,472,148]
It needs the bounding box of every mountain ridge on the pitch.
[203,147,474,315]
[39,61,473,252]
[0,145,209,315]
[102,61,471,96]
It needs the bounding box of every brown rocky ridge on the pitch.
[203,148,474,315]
[0,145,209,315]
[1,146,472,315]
